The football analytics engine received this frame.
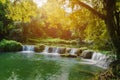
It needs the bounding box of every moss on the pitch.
[79,47,88,51]
[75,49,82,56]
[0,39,22,52]
[28,38,77,45]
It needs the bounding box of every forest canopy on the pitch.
[0,0,119,51]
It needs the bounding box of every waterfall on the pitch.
[52,47,57,53]
[69,48,77,55]
[42,46,60,56]
[81,52,112,69]
[92,52,106,61]
[43,46,49,53]
[22,45,34,51]
[91,52,111,69]
[43,46,60,54]
[53,47,60,53]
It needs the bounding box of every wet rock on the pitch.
[68,48,82,56]
[81,50,94,59]
[66,48,71,53]
[35,44,45,52]
[75,49,82,56]
[48,47,53,53]
[59,47,66,54]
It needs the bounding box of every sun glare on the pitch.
[34,0,47,7]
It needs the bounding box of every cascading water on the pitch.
[92,52,106,61]
[43,46,60,53]
[53,47,62,54]
[91,52,111,69]
[22,45,35,52]
[21,45,112,69]
[81,52,112,69]
[52,47,57,53]
[23,45,112,69]
[43,46,49,53]
[42,46,59,56]
[69,48,77,55]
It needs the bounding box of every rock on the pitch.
[67,54,77,58]
[35,44,45,52]
[75,49,82,56]
[48,47,53,53]
[66,48,71,53]
[59,47,66,54]
[43,46,66,54]
[81,50,94,59]
[68,48,82,56]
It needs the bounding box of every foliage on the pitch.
[85,17,110,50]
[110,60,120,79]
[0,39,22,52]
[95,63,120,80]
[95,68,115,80]
[0,0,38,41]
[8,24,23,42]
[41,0,72,28]
[6,0,37,23]
[0,0,13,40]
[28,38,77,45]
[69,8,90,39]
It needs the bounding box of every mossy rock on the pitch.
[58,47,66,54]
[47,46,66,54]
[74,48,82,56]
[67,48,82,56]
[0,39,22,52]
[48,46,53,53]
[66,48,71,53]
[81,50,94,59]
[35,44,45,52]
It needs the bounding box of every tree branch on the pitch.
[77,1,106,20]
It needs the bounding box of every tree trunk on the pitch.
[105,0,120,60]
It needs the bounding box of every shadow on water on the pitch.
[0,52,103,80]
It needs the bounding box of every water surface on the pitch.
[0,52,103,80]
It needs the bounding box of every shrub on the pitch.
[0,39,22,52]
